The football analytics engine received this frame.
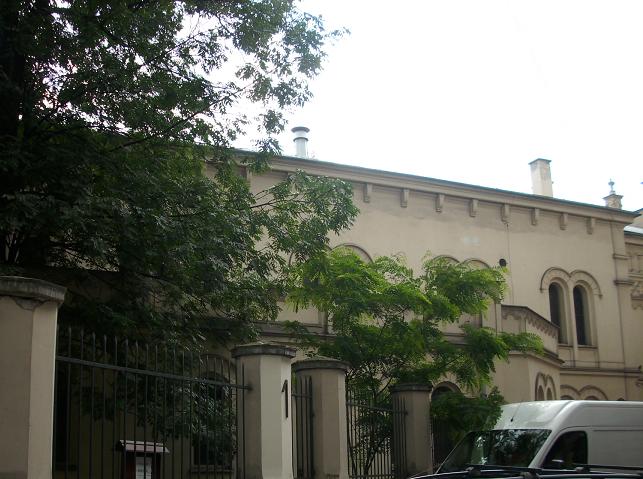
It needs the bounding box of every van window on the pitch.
[439,429,550,472]
[544,431,588,468]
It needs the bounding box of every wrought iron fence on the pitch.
[346,389,407,479]
[53,327,248,479]
[291,375,314,479]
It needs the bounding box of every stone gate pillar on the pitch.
[0,276,66,479]
[390,383,434,476]
[293,357,349,479]
[232,342,296,479]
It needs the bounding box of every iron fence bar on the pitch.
[346,402,395,413]
[308,376,315,478]
[112,336,117,479]
[181,351,186,479]
[153,345,158,479]
[101,335,106,479]
[77,330,84,479]
[196,351,202,479]
[56,356,249,389]
[122,339,128,479]
[161,345,167,479]
[52,354,58,479]
[172,347,177,479]
[89,333,96,479]
[134,342,139,479]
[143,344,149,479]
[242,363,246,479]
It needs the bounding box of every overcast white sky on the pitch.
[241,1,643,211]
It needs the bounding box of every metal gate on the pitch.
[291,375,314,479]
[53,328,248,479]
[346,390,407,479]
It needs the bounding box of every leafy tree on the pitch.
[286,249,543,473]
[0,0,357,342]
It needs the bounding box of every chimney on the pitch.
[603,179,623,209]
[291,126,310,158]
[529,158,554,197]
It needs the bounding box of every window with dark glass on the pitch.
[573,286,589,345]
[439,429,551,471]
[544,431,588,468]
[548,283,566,343]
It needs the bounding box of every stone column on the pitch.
[390,383,433,476]
[0,276,66,479]
[293,357,349,479]
[232,342,296,479]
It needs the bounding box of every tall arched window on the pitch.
[548,283,566,343]
[573,286,590,345]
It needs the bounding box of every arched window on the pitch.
[573,286,590,345]
[537,386,545,401]
[548,283,566,343]
[546,389,553,400]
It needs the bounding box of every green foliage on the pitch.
[286,247,543,409]
[0,1,356,343]
[431,388,505,443]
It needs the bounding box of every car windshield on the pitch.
[439,429,551,472]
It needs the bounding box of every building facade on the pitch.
[238,148,643,404]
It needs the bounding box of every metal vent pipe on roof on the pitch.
[291,126,310,158]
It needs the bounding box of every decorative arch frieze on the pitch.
[540,267,602,297]
[463,258,491,269]
[535,372,557,400]
[334,243,373,263]
[570,270,602,297]
[560,384,580,400]
[434,255,459,265]
[578,385,608,400]
[432,381,461,396]
[540,267,571,292]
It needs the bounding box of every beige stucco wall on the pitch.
[239,155,643,402]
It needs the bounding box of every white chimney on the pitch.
[291,126,310,158]
[529,158,553,197]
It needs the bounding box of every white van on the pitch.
[437,400,643,472]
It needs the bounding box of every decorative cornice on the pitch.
[501,304,559,339]
[0,276,66,309]
[363,183,372,203]
[231,342,296,359]
[262,153,639,224]
[401,188,409,208]
[292,357,349,373]
[501,204,511,224]
[435,193,444,213]
[390,383,433,393]
[469,199,478,217]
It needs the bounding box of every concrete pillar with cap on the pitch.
[390,383,434,476]
[0,276,66,479]
[293,357,350,479]
[232,342,296,479]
